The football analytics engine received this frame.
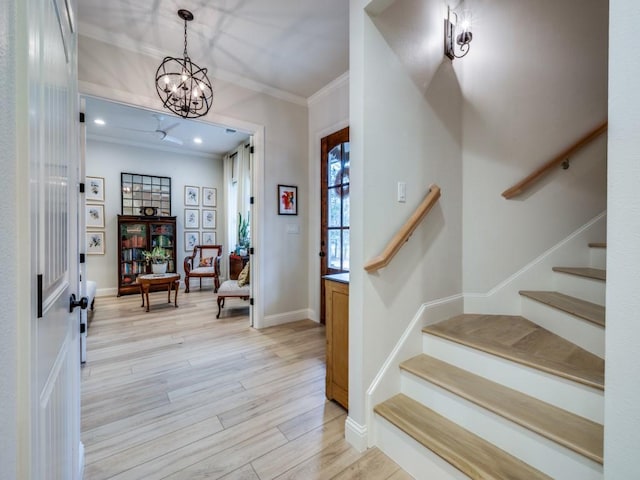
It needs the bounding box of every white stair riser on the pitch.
[374,415,469,480]
[401,373,603,480]
[554,273,605,305]
[521,297,605,358]
[589,248,606,269]
[423,334,604,423]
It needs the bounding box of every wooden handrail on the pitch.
[501,122,608,199]
[364,185,441,273]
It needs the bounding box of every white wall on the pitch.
[307,73,350,322]
[85,138,224,294]
[605,0,640,477]
[78,35,309,319]
[349,0,463,432]
[461,0,608,294]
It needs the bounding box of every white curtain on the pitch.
[223,142,251,259]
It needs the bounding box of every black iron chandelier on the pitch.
[155,9,213,119]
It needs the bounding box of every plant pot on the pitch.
[151,263,167,274]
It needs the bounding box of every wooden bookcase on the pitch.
[117,215,177,296]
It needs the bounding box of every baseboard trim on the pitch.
[261,308,314,328]
[345,416,368,453]
[78,441,85,480]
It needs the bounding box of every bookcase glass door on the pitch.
[151,223,175,272]
[120,223,148,288]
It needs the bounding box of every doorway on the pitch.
[320,126,350,324]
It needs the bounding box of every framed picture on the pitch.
[184,185,199,206]
[86,176,105,202]
[278,185,298,215]
[86,231,105,255]
[202,187,217,207]
[184,208,199,229]
[202,231,217,245]
[184,231,200,251]
[86,204,105,228]
[202,209,216,229]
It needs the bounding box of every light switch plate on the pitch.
[397,182,406,203]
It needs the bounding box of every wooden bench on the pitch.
[216,279,250,318]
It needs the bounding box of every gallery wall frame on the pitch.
[202,187,217,207]
[86,176,105,202]
[86,204,105,228]
[86,231,105,255]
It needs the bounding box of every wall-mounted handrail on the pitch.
[364,184,441,273]
[501,122,608,199]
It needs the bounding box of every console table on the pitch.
[136,273,181,312]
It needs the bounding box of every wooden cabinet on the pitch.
[324,275,349,410]
[117,215,177,296]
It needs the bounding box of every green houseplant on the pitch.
[237,212,250,254]
[142,246,172,274]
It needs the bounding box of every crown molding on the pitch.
[307,72,350,107]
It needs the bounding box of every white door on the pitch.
[29,0,83,477]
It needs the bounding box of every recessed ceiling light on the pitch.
[194,137,203,144]
[94,118,106,126]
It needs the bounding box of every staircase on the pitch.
[373,242,606,479]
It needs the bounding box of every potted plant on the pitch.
[237,212,250,255]
[142,246,172,274]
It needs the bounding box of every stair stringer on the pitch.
[464,212,606,315]
[365,294,463,448]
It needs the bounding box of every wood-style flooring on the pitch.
[81,290,411,480]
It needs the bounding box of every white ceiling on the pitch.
[79,0,349,156]
[85,96,249,157]
[77,0,350,100]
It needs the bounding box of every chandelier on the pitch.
[155,9,213,119]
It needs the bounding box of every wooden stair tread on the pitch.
[401,355,603,463]
[423,314,604,390]
[552,266,606,281]
[375,394,552,480]
[519,290,605,327]
[588,242,606,248]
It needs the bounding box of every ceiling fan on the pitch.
[119,114,184,146]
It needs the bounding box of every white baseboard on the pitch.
[261,308,314,328]
[78,441,85,480]
[345,416,368,453]
[96,287,118,297]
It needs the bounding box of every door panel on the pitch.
[30,0,81,477]
[320,127,349,324]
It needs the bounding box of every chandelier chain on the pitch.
[183,18,189,58]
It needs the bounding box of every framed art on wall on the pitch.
[86,204,105,228]
[86,231,105,255]
[86,176,105,202]
[202,209,216,229]
[184,185,199,206]
[278,184,298,215]
[184,231,200,251]
[184,208,199,229]
[202,187,217,207]
[202,231,217,245]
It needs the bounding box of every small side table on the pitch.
[136,273,181,312]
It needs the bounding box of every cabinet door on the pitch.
[151,222,175,272]
[325,280,349,409]
[120,222,148,287]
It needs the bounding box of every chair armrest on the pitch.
[184,251,196,274]
[214,256,222,277]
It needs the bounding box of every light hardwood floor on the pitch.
[82,289,412,479]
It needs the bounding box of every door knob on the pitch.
[69,294,89,313]
[319,251,325,257]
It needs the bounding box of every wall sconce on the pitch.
[444,6,473,60]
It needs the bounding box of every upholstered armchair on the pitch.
[183,245,223,293]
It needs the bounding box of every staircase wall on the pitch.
[461,0,608,295]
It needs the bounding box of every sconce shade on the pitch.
[155,9,213,119]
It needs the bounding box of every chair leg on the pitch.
[185,276,190,293]
[216,296,225,318]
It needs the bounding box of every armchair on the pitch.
[183,245,223,293]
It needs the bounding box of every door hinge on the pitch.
[250,146,255,154]
[37,274,43,318]
[249,298,254,306]
[79,182,85,193]
[80,323,86,334]
[79,253,86,264]
[79,112,85,123]
[249,247,254,255]
[250,196,254,205]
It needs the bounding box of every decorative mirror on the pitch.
[121,172,172,216]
